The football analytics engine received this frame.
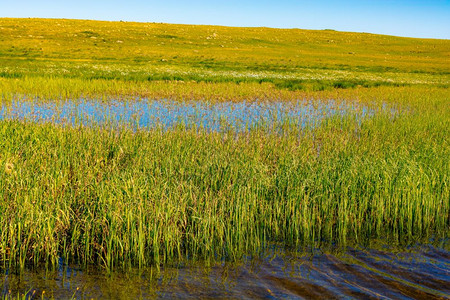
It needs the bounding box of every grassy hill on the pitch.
[0,18,448,96]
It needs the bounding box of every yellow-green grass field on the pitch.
[0,18,448,271]
[0,18,449,100]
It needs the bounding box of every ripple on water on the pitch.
[1,244,449,299]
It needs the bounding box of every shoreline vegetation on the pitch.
[0,18,449,271]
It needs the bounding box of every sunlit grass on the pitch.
[0,87,448,271]
[0,18,448,272]
[1,18,449,74]
[0,18,448,100]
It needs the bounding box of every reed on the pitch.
[0,87,448,270]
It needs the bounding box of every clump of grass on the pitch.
[1,289,35,300]
[273,79,408,91]
[4,162,14,175]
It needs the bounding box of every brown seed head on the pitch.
[5,163,14,175]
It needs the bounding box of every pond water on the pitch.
[0,98,370,131]
[2,243,449,299]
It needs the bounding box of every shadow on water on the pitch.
[0,98,372,132]
[2,243,449,299]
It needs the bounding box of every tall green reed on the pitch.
[0,97,448,271]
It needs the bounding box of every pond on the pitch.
[0,98,371,132]
[2,243,449,299]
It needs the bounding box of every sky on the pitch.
[1,0,449,39]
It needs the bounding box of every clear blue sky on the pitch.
[2,0,449,39]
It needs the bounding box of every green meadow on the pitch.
[0,18,449,271]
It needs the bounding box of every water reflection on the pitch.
[2,244,449,299]
[0,98,370,132]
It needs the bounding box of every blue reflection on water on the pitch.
[0,98,371,132]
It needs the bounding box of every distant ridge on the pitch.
[0,17,449,85]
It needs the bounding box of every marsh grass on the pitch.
[1,290,36,300]
[0,88,448,271]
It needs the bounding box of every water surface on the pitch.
[0,98,370,132]
[2,243,449,299]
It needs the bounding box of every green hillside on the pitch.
[0,18,448,99]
